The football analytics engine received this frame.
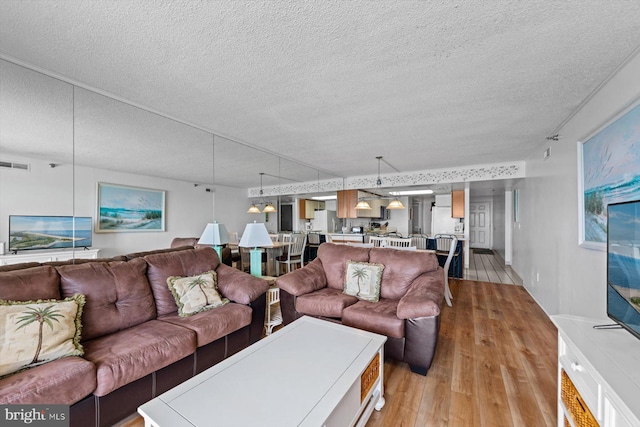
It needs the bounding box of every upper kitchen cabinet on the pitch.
[357,197,388,218]
[299,199,325,219]
[337,190,358,218]
[452,190,464,218]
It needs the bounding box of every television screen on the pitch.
[607,201,640,340]
[9,216,93,252]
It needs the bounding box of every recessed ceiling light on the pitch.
[388,189,434,196]
[311,195,337,200]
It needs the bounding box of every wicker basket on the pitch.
[360,353,380,402]
[561,370,599,427]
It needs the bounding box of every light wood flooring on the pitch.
[464,249,523,285]
[118,279,557,427]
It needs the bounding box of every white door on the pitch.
[469,202,491,249]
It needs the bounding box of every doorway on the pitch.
[469,201,491,249]
[280,204,293,231]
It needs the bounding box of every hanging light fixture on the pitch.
[247,172,277,213]
[386,198,406,209]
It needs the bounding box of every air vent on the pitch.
[0,160,30,171]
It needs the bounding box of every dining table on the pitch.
[255,241,291,276]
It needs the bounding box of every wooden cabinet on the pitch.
[551,315,640,426]
[337,190,358,219]
[357,198,388,218]
[298,199,325,219]
[452,190,464,218]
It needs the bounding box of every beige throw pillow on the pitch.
[0,294,85,377]
[167,270,229,317]
[344,261,385,302]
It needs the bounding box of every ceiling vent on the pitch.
[0,160,31,171]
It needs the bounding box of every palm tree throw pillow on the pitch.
[0,294,85,377]
[167,270,229,317]
[344,261,385,302]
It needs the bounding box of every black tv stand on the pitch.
[593,323,623,329]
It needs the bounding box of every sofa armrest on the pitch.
[276,258,327,296]
[397,268,444,319]
[216,264,270,304]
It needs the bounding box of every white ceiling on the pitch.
[1,1,640,190]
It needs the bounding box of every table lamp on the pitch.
[198,221,230,261]
[238,221,273,277]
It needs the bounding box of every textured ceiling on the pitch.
[1,1,640,189]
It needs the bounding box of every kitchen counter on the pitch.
[326,233,365,244]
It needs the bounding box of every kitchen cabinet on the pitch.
[299,199,325,219]
[337,190,358,219]
[451,190,464,218]
[357,198,388,218]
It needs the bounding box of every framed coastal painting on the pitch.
[96,183,165,233]
[578,98,640,250]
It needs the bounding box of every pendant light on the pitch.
[247,172,277,213]
[386,198,406,209]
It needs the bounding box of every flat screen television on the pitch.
[607,200,640,340]
[9,215,93,252]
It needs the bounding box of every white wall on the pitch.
[0,155,251,257]
[493,192,506,258]
[513,50,640,317]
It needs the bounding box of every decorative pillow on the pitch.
[0,294,85,377]
[167,270,229,317]
[344,261,385,302]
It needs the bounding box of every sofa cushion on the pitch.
[0,294,85,377]
[57,258,156,341]
[168,271,229,317]
[159,302,252,347]
[0,356,96,405]
[317,243,370,290]
[342,299,404,338]
[344,261,384,302]
[145,247,220,316]
[83,320,196,396]
[369,248,440,300]
[0,265,61,301]
[295,287,359,318]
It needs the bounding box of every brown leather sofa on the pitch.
[277,243,444,375]
[0,246,269,427]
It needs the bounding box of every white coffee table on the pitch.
[138,316,387,427]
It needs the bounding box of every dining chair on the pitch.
[269,234,280,242]
[276,233,307,276]
[227,231,241,269]
[434,234,458,307]
[410,235,428,250]
[386,237,412,248]
[368,236,387,248]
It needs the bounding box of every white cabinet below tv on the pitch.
[0,248,101,266]
[551,315,640,427]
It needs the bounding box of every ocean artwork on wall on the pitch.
[96,183,165,233]
[579,99,640,250]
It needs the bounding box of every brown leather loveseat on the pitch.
[0,246,269,427]
[277,243,444,375]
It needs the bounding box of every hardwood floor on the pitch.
[117,279,557,427]
[366,279,557,427]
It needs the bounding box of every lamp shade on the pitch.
[386,198,406,209]
[239,222,273,248]
[355,200,372,209]
[198,222,230,246]
[247,204,261,214]
[262,203,277,213]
